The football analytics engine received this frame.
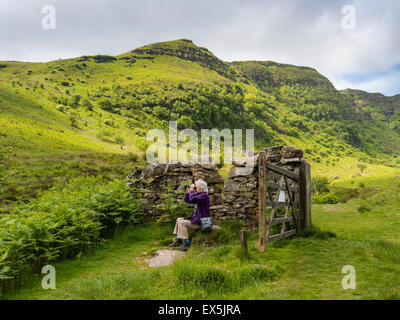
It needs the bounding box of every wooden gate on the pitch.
[258,150,302,252]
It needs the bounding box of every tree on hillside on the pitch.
[70,113,79,128]
[115,136,125,149]
[357,163,367,173]
[71,94,82,108]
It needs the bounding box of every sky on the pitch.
[1,0,399,96]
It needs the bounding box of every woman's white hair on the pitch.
[195,179,208,193]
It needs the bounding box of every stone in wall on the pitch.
[281,146,303,159]
[190,166,224,184]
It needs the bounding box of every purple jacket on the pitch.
[183,190,210,226]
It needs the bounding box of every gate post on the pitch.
[258,151,266,252]
[299,162,311,230]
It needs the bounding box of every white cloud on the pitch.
[329,70,400,95]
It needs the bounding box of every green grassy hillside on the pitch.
[0,39,399,205]
[341,88,400,134]
[1,40,400,299]
[4,176,400,300]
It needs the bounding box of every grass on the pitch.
[3,176,400,300]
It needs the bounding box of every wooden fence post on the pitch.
[240,228,248,254]
[258,151,266,252]
[299,162,311,230]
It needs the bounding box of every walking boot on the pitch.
[180,240,190,251]
[169,238,182,248]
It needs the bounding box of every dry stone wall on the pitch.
[127,161,224,217]
[127,146,305,228]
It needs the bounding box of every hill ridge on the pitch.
[0,38,399,165]
[2,38,398,98]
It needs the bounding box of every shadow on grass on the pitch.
[296,225,337,240]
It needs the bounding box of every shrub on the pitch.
[312,193,340,204]
[152,106,169,120]
[127,153,138,162]
[311,176,330,195]
[104,120,117,127]
[357,204,371,213]
[155,186,192,223]
[114,136,125,149]
[99,99,115,113]
[82,98,93,111]
[57,95,71,106]
[93,55,117,63]
[136,138,150,152]
[177,115,194,130]
[56,104,65,113]
[71,94,82,107]
[357,163,367,173]
[69,112,79,128]
[0,177,143,283]
[287,127,300,138]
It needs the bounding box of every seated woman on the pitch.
[169,179,210,251]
